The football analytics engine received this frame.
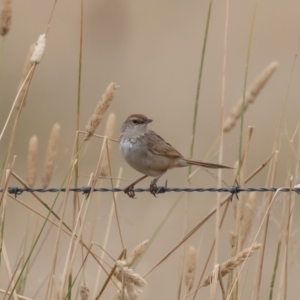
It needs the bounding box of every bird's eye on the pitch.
[132,120,138,124]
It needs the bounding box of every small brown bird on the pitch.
[119,114,231,198]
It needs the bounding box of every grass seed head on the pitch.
[30,33,46,64]
[26,135,38,187]
[124,239,149,268]
[202,243,261,287]
[80,285,90,300]
[0,0,12,36]
[240,192,257,248]
[41,123,60,188]
[100,112,116,177]
[223,61,278,132]
[185,246,197,290]
[85,83,118,141]
[16,44,35,110]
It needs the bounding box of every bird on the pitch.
[119,114,232,198]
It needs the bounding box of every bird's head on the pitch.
[121,114,153,137]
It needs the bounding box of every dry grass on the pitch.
[85,83,118,141]
[240,192,257,248]
[0,2,299,300]
[124,239,149,268]
[0,0,11,36]
[30,33,46,64]
[80,285,90,300]
[41,123,60,188]
[100,112,116,177]
[15,44,35,110]
[115,261,147,300]
[223,61,278,132]
[201,243,261,287]
[185,246,197,292]
[26,135,38,187]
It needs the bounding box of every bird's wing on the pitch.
[147,130,183,158]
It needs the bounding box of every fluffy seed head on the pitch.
[185,246,197,290]
[240,192,257,248]
[80,285,90,300]
[124,239,149,268]
[41,123,60,188]
[115,261,147,300]
[202,243,261,287]
[100,112,116,177]
[26,135,38,187]
[30,33,46,64]
[229,231,237,248]
[0,0,12,36]
[223,61,278,132]
[85,83,118,141]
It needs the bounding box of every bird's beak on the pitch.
[146,118,153,124]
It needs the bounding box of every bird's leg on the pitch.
[150,170,167,197]
[124,175,148,198]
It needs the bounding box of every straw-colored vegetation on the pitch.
[0,0,11,36]
[15,44,35,110]
[41,123,60,188]
[26,135,38,187]
[0,2,298,300]
[85,83,118,141]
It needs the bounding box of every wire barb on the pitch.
[229,181,240,201]
[8,186,23,197]
[81,186,92,198]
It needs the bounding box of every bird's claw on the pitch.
[125,179,161,198]
[124,185,136,199]
[150,181,158,197]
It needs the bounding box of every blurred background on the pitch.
[1,0,300,299]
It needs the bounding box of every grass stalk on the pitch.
[269,242,281,300]
[68,3,84,296]
[215,0,229,271]
[106,137,125,250]
[45,161,76,300]
[192,200,230,300]
[145,150,273,280]
[237,0,258,179]
[283,174,293,299]
[7,185,66,300]
[189,0,213,170]
[76,0,83,168]
[2,242,19,300]
[227,187,283,300]
[58,174,93,298]
[72,0,84,244]
[0,65,35,168]
[0,36,5,81]
[3,253,24,300]
[144,194,230,278]
[253,151,279,299]
[92,167,123,298]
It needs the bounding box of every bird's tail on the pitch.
[183,158,232,169]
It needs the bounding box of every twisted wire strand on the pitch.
[1,185,300,198]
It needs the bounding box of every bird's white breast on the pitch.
[119,138,135,157]
[119,136,168,177]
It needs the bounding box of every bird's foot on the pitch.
[150,180,158,197]
[124,184,136,198]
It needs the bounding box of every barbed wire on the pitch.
[1,185,300,199]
